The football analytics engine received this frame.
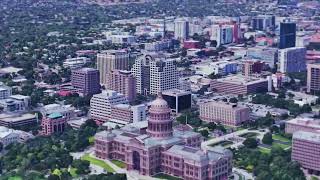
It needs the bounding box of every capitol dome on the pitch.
[150,92,168,108]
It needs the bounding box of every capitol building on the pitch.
[94,93,232,180]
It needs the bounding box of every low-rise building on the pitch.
[199,101,250,127]
[63,57,89,69]
[0,113,38,128]
[41,104,76,121]
[211,75,269,95]
[41,112,67,136]
[0,126,34,146]
[0,83,12,100]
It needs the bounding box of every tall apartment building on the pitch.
[174,19,189,40]
[97,50,130,85]
[199,101,250,127]
[106,70,136,102]
[0,83,12,100]
[292,131,320,174]
[307,63,320,94]
[71,68,101,96]
[285,118,320,134]
[279,21,296,49]
[278,47,306,73]
[150,58,178,95]
[90,90,128,124]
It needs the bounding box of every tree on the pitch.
[262,133,273,145]
[72,159,90,174]
[0,142,3,152]
[199,130,209,138]
[229,97,238,103]
[243,138,258,149]
[48,174,60,180]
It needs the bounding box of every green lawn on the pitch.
[272,143,291,149]
[239,132,258,138]
[272,134,291,142]
[8,177,22,180]
[69,168,78,177]
[153,173,182,180]
[259,147,271,154]
[111,160,126,168]
[81,154,115,173]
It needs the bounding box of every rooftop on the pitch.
[214,74,268,85]
[48,112,63,119]
[293,131,320,143]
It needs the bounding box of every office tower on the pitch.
[162,89,192,113]
[307,63,320,94]
[279,21,296,49]
[210,24,234,47]
[150,59,178,95]
[292,131,320,174]
[278,47,306,73]
[199,101,250,127]
[97,50,130,85]
[94,94,232,178]
[90,90,128,124]
[251,15,275,31]
[131,53,166,95]
[174,19,189,40]
[41,112,67,136]
[246,47,278,68]
[71,68,101,96]
[106,70,136,102]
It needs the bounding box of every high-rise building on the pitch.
[285,118,320,134]
[279,21,296,49]
[251,15,275,31]
[106,70,136,102]
[292,131,320,174]
[97,50,130,85]
[131,54,152,95]
[90,90,128,124]
[174,19,189,40]
[71,68,101,96]
[199,101,250,127]
[307,63,320,94]
[278,47,306,73]
[150,58,178,95]
[210,24,234,47]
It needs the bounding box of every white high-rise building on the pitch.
[150,59,178,95]
[90,90,128,124]
[174,19,189,40]
[278,47,306,73]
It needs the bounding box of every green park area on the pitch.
[81,154,115,173]
[111,160,126,168]
[272,134,291,143]
[239,132,258,138]
[153,173,182,180]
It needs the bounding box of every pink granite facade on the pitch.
[94,93,232,179]
[41,113,67,136]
